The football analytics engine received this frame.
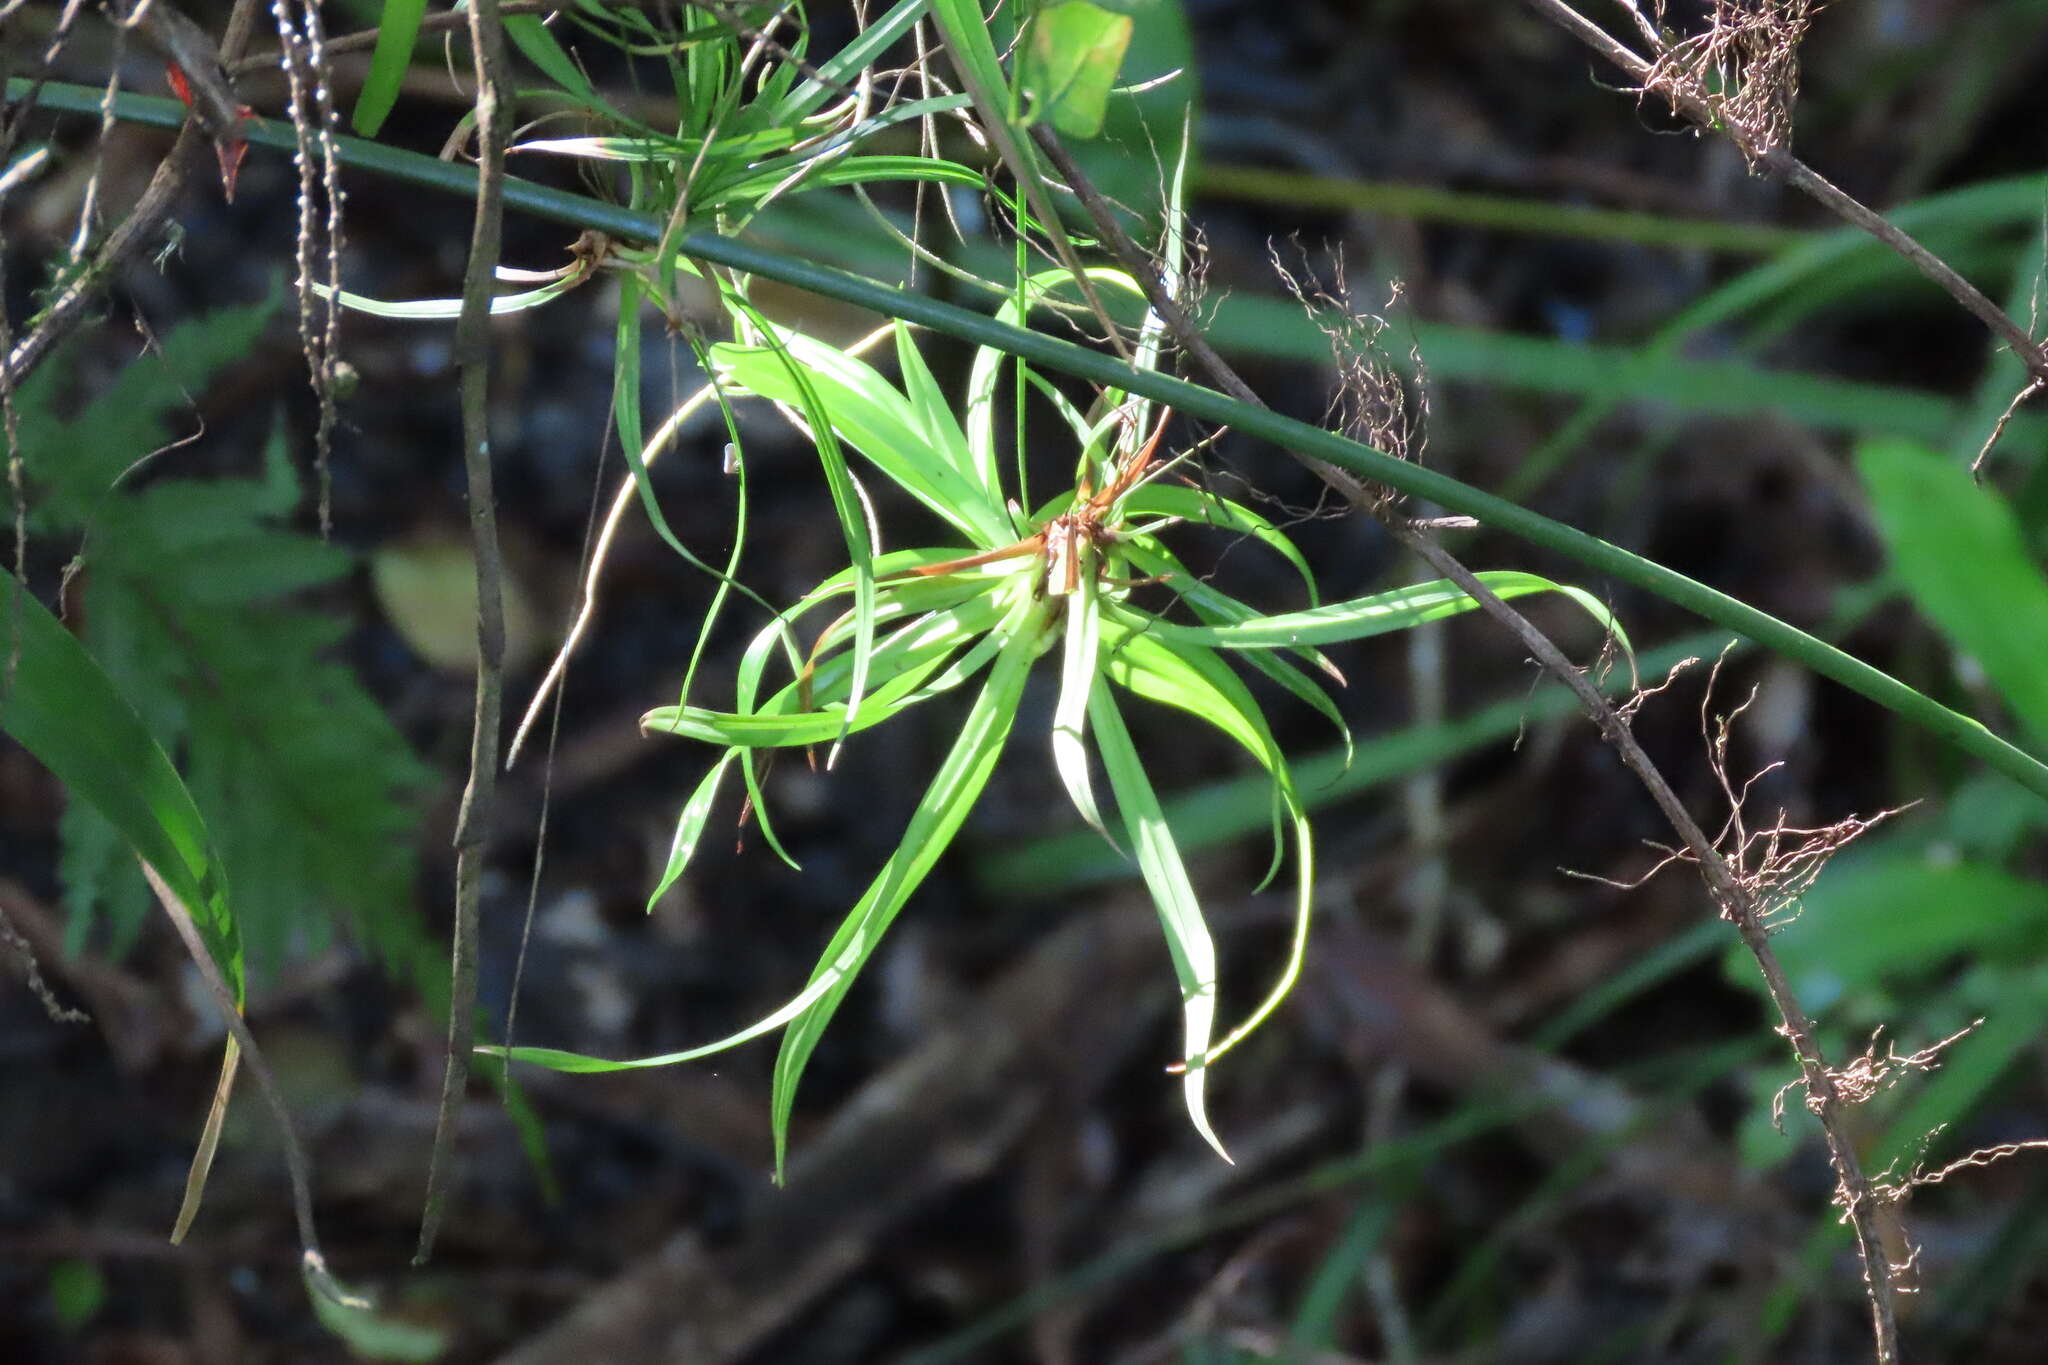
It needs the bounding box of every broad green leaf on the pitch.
[1731,848,2047,1012]
[1866,964,2048,1175]
[1088,678,1227,1161]
[0,575,247,1240]
[768,612,1044,1177]
[350,0,427,137]
[1020,1,1133,139]
[1858,438,2048,747]
[0,575,238,996]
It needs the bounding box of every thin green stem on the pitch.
[13,80,2045,802]
[1196,164,1812,256]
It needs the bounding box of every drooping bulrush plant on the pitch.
[491,267,1622,1176]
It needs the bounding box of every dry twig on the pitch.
[417,0,514,1267]
[1030,114,1903,1365]
[1523,0,2048,397]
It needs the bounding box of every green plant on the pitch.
[10,2,2048,1356]
[486,267,1618,1172]
[11,296,433,980]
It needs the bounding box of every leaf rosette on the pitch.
[490,284,1620,1176]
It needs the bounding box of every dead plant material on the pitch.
[1269,246,1428,513]
[1575,650,1900,935]
[1774,1022,1979,1132]
[1636,1,1816,166]
[0,897,88,1025]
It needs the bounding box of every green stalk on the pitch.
[1195,164,1813,256]
[18,80,2047,801]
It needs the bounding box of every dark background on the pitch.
[4,1,2048,1361]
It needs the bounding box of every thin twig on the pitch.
[1520,0,2048,389]
[1031,119,1899,1363]
[417,0,513,1268]
[0,899,88,1024]
[139,860,364,1311]
[2,0,266,390]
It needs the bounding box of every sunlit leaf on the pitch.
[1020,1,1134,139]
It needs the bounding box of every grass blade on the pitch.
[1052,565,1114,841]
[647,750,739,909]
[1088,677,1228,1161]
[1127,570,1622,651]
[768,609,1043,1178]
[351,0,427,138]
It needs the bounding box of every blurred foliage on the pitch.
[13,295,434,980]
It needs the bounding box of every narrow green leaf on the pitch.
[1052,564,1114,841]
[715,305,881,765]
[306,1256,446,1362]
[715,332,1010,545]
[1088,678,1228,1161]
[648,751,740,909]
[350,0,427,137]
[1104,627,1315,1061]
[20,80,2048,800]
[312,274,584,320]
[1129,570,1623,650]
[482,965,847,1074]
[768,611,1043,1178]
[505,14,624,119]
[895,321,990,506]
[773,0,932,123]
[1119,482,1321,605]
[1123,538,1352,754]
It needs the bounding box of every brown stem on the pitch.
[3,0,265,389]
[1030,119,1899,1362]
[139,861,352,1299]
[416,0,512,1268]
[1520,0,2048,388]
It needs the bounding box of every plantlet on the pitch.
[488,279,1620,1175]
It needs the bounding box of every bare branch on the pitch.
[417,0,514,1268]
[1520,0,2048,391]
[1031,114,1903,1365]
